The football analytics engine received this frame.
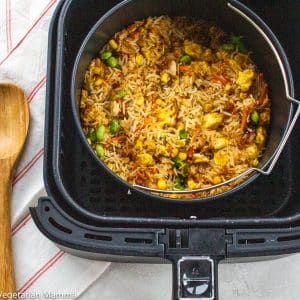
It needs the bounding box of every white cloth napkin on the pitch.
[0,0,111,298]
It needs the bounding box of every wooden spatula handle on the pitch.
[0,159,16,294]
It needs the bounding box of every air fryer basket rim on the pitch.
[69,0,295,203]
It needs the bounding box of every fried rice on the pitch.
[80,16,270,198]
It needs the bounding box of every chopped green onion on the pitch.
[88,128,97,142]
[230,35,247,53]
[182,163,189,176]
[114,90,128,100]
[180,54,192,65]
[107,56,118,68]
[109,119,120,133]
[250,110,260,124]
[101,51,112,60]
[221,43,235,52]
[174,175,186,190]
[179,129,188,139]
[95,144,105,158]
[96,125,105,141]
[171,157,182,169]
[160,132,168,140]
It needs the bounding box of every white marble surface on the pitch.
[78,253,300,300]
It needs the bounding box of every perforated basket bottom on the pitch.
[59,124,292,219]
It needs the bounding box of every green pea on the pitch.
[88,128,97,142]
[179,129,188,139]
[96,125,105,141]
[250,110,260,124]
[101,51,112,60]
[109,119,120,133]
[171,157,182,169]
[180,54,192,65]
[221,43,235,52]
[95,144,105,158]
[107,56,118,68]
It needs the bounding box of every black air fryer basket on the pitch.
[31,0,300,299]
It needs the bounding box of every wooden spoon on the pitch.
[0,83,29,293]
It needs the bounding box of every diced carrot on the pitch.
[211,74,229,85]
[258,84,268,105]
[106,135,127,144]
[187,147,194,159]
[127,24,137,32]
[132,31,140,40]
[179,65,190,72]
[141,117,153,129]
[191,127,200,143]
[240,107,250,131]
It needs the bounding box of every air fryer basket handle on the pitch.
[228,0,300,177]
[257,96,300,175]
[170,256,220,300]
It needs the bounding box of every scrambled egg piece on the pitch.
[157,109,174,126]
[213,137,229,150]
[156,98,163,106]
[145,140,156,151]
[211,176,222,185]
[81,89,88,100]
[171,148,179,158]
[137,153,154,166]
[157,179,167,189]
[202,112,224,129]
[135,54,144,65]
[193,61,210,76]
[178,152,187,161]
[236,69,255,91]
[184,40,202,58]
[246,144,258,158]
[94,78,103,86]
[252,159,259,167]
[203,103,214,113]
[193,153,210,163]
[224,83,231,92]
[177,121,185,130]
[161,72,170,84]
[135,95,144,106]
[176,139,186,148]
[187,179,197,189]
[256,126,266,147]
[214,150,229,166]
[135,139,143,150]
[157,145,167,155]
[92,67,101,75]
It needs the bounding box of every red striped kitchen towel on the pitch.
[0,0,110,298]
